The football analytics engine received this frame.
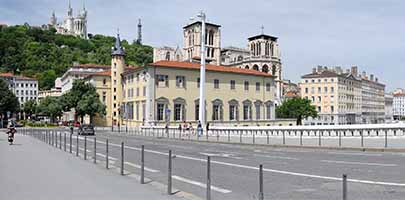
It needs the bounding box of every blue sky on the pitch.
[1,0,404,91]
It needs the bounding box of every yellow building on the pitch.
[119,60,292,127]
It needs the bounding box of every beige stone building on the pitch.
[300,66,385,125]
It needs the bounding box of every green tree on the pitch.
[22,99,37,119]
[61,80,106,123]
[0,79,19,118]
[276,97,318,125]
[37,96,62,123]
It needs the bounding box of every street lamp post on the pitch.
[197,11,206,131]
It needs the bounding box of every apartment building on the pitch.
[0,73,39,106]
[393,90,405,120]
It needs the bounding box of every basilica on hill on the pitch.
[153,21,283,104]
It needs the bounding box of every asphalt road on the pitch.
[60,129,405,200]
[30,129,405,200]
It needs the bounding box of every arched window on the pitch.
[265,101,274,120]
[188,31,192,46]
[165,51,171,61]
[212,99,223,121]
[242,100,252,120]
[228,99,239,121]
[270,43,274,57]
[245,65,250,69]
[209,30,214,45]
[272,65,277,76]
[251,43,254,55]
[237,55,243,61]
[252,64,259,71]
[262,64,269,73]
[156,97,169,121]
[254,100,263,120]
[173,97,186,121]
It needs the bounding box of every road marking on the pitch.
[91,139,405,187]
[172,175,232,194]
[253,154,300,160]
[327,152,382,157]
[124,162,160,173]
[321,160,397,167]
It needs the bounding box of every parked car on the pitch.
[78,124,95,136]
[74,121,81,127]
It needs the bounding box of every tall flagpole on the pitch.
[198,11,206,130]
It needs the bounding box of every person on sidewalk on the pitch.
[6,121,16,145]
[197,121,203,137]
[206,122,210,136]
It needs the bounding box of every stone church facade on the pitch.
[153,19,283,104]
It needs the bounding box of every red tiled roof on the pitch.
[150,61,275,77]
[73,64,110,69]
[284,91,299,98]
[15,76,36,81]
[394,93,405,97]
[91,71,111,76]
[0,72,14,77]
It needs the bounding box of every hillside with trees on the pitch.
[0,24,153,90]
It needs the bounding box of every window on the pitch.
[305,80,308,83]
[265,102,272,119]
[311,87,314,93]
[318,96,322,102]
[230,80,236,90]
[197,78,200,88]
[214,79,219,89]
[136,103,140,120]
[176,76,185,88]
[229,104,237,120]
[318,106,321,112]
[305,88,308,94]
[114,95,116,100]
[114,88,117,93]
[156,75,169,87]
[331,106,334,113]
[142,102,146,120]
[114,72,117,77]
[324,87,328,93]
[114,80,117,85]
[243,104,252,120]
[157,103,165,121]
[266,83,271,92]
[135,88,138,96]
[114,103,116,108]
[318,87,321,93]
[213,104,220,120]
[255,103,261,120]
[311,96,315,102]
[318,79,321,83]
[174,104,183,121]
[102,92,106,103]
[331,87,334,93]
[16,90,19,95]
[195,103,199,120]
[311,80,315,83]
[244,81,249,91]
[143,86,146,96]
[256,82,260,91]
[103,79,106,85]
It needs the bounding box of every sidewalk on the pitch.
[0,132,190,200]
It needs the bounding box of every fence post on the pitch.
[343,174,347,200]
[283,130,286,145]
[69,133,72,153]
[206,156,211,200]
[240,130,242,143]
[106,139,109,169]
[318,130,321,146]
[93,137,97,164]
[300,131,303,146]
[360,130,364,147]
[64,133,66,151]
[76,134,79,157]
[253,130,255,144]
[267,131,269,145]
[385,130,388,148]
[339,130,342,147]
[141,145,145,184]
[84,136,87,160]
[59,132,62,149]
[228,130,230,142]
[258,164,264,200]
[121,142,124,175]
[168,150,172,195]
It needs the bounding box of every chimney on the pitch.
[375,77,378,82]
[317,65,323,72]
[370,74,374,81]
[312,67,317,73]
[351,66,358,76]
[362,71,367,78]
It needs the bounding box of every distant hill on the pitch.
[0,24,153,90]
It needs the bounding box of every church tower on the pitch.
[65,0,74,34]
[183,21,221,65]
[111,32,126,125]
[50,11,57,26]
[137,19,142,44]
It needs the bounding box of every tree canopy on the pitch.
[0,24,153,90]
[276,98,318,125]
[0,79,19,117]
[36,96,62,123]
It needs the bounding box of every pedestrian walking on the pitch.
[197,121,203,137]
[206,122,210,136]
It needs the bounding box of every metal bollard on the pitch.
[266,132,269,145]
[300,131,303,146]
[282,131,286,145]
[318,130,322,146]
[69,134,72,153]
[120,142,124,175]
[63,133,66,151]
[206,156,211,200]
[253,131,255,144]
[76,135,79,157]
[258,164,264,200]
[84,136,87,160]
[228,130,230,142]
[385,130,388,148]
[106,139,109,169]
[339,130,342,147]
[93,137,97,164]
[59,132,62,149]
[168,150,172,195]
[141,145,145,184]
[240,131,242,143]
[343,174,347,200]
[360,130,364,147]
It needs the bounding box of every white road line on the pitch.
[321,160,397,167]
[91,140,405,187]
[327,152,382,157]
[253,154,300,160]
[124,162,160,173]
[172,175,232,194]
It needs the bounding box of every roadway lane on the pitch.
[70,131,405,200]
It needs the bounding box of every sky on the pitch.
[1,0,405,91]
